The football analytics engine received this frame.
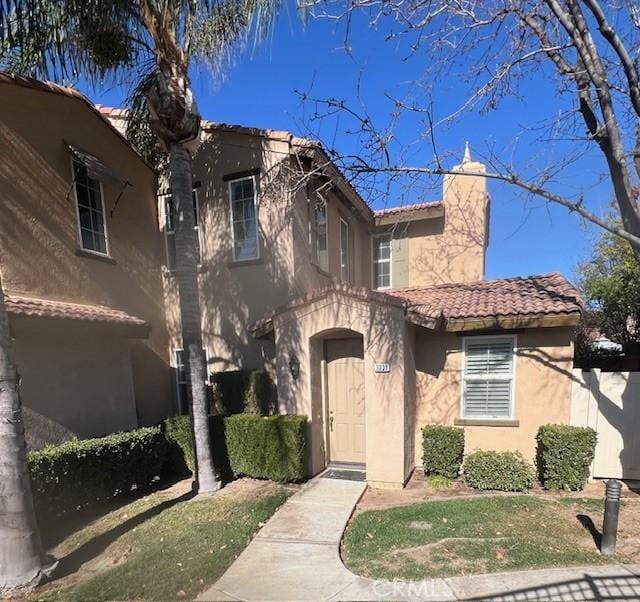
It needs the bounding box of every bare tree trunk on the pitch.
[170,143,220,494]
[0,271,48,591]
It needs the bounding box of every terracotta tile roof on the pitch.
[250,273,582,336]
[388,273,583,325]
[374,201,443,217]
[5,294,150,336]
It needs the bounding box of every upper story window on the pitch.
[161,190,200,271]
[462,336,515,420]
[340,218,351,282]
[229,176,259,261]
[72,160,109,256]
[372,234,392,289]
[309,198,328,272]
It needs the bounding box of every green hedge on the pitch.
[536,425,597,491]
[162,415,196,476]
[225,414,307,481]
[211,370,277,416]
[422,425,464,478]
[463,450,535,492]
[29,426,168,515]
[161,415,232,481]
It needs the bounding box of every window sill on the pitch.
[164,265,206,276]
[75,248,116,264]
[454,418,520,427]
[228,257,264,268]
[312,263,332,278]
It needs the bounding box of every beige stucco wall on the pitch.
[12,318,138,449]
[165,131,375,381]
[414,326,575,464]
[1,83,172,433]
[406,163,488,287]
[273,292,414,488]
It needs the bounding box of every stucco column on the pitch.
[364,306,409,488]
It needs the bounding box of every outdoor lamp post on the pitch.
[601,479,622,556]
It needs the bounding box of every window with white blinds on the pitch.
[462,336,515,419]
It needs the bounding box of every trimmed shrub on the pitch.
[536,425,597,491]
[463,450,535,492]
[225,414,307,481]
[29,426,168,515]
[161,414,232,481]
[211,369,277,416]
[162,415,195,476]
[422,425,464,478]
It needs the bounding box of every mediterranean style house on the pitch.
[2,73,582,488]
[0,73,173,447]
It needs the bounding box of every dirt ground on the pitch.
[357,469,639,513]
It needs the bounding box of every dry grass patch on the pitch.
[32,478,294,601]
[343,495,640,581]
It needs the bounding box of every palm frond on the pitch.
[124,67,170,171]
[0,0,148,83]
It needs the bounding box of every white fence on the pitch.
[571,369,640,480]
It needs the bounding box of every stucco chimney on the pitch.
[441,144,490,281]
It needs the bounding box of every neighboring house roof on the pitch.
[0,72,155,173]
[5,293,150,337]
[250,273,582,337]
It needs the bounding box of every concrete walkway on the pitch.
[198,477,640,601]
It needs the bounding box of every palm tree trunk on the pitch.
[0,270,48,590]
[170,143,220,494]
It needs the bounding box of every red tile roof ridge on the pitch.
[5,293,149,328]
[388,272,567,292]
[374,201,443,217]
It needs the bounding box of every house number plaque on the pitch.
[374,363,390,373]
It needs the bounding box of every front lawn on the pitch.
[342,495,638,580]
[35,479,293,601]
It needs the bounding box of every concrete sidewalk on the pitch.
[197,476,640,601]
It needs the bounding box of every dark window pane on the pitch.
[78,206,92,229]
[94,233,107,254]
[165,196,174,232]
[81,228,94,250]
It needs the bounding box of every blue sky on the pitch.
[82,7,613,283]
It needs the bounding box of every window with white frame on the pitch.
[162,190,201,271]
[373,234,392,289]
[229,176,259,261]
[340,218,351,281]
[72,160,109,255]
[462,336,515,419]
[309,197,328,271]
[175,348,208,415]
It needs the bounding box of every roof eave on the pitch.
[375,204,444,226]
[444,312,581,332]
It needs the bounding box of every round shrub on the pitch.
[422,425,465,478]
[536,425,597,491]
[463,450,535,492]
